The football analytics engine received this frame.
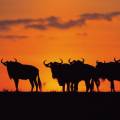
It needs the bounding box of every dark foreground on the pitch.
[1,91,120,96]
[1,92,120,109]
[0,92,120,119]
[1,92,120,103]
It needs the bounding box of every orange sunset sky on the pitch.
[0,0,120,92]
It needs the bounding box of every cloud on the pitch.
[26,24,47,30]
[0,35,28,40]
[45,12,120,29]
[0,19,39,31]
[0,11,120,31]
[46,16,85,29]
[80,11,120,21]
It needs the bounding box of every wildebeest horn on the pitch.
[1,58,3,63]
[59,58,63,64]
[114,58,120,63]
[1,58,4,64]
[14,58,17,62]
[68,58,74,64]
[43,60,50,67]
[68,58,72,63]
[1,58,6,65]
[81,58,85,63]
[114,58,117,62]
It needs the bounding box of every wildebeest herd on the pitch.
[1,58,120,92]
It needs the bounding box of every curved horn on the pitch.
[114,58,117,62]
[81,58,85,63]
[68,58,75,64]
[68,58,72,63]
[68,58,71,63]
[43,60,50,67]
[1,58,6,65]
[1,58,3,64]
[114,58,119,63]
[14,58,17,62]
[59,58,63,64]
[114,58,120,63]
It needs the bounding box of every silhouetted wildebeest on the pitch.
[96,58,120,92]
[1,59,42,92]
[68,58,100,92]
[43,59,71,92]
[44,58,99,92]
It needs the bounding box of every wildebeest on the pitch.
[43,59,71,92]
[96,58,120,92]
[44,58,100,92]
[68,58,100,92]
[1,59,42,92]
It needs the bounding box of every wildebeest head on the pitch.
[68,58,85,65]
[1,59,9,66]
[43,59,63,79]
[1,58,19,79]
[1,58,18,66]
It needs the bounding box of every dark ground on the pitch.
[0,92,120,105]
[0,92,119,119]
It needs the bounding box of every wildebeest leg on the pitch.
[62,84,65,92]
[95,79,100,92]
[33,80,38,92]
[74,82,78,92]
[14,79,19,92]
[85,80,90,92]
[111,80,115,92]
[67,82,70,92]
[29,79,34,92]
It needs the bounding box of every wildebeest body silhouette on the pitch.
[96,58,120,92]
[43,59,71,92]
[69,59,100,92]
[1,59,42,92]
[44,58,100,92]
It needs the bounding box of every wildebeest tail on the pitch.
[37,72,42,92]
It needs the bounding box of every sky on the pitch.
[0,0,120,92]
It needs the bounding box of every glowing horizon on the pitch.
[0,0,120,92]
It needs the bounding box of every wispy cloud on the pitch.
[0,19,39,31]
[0,35,28,40]
[26,24,47,30]
[80,12,120,21]
[0,11,120,31]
